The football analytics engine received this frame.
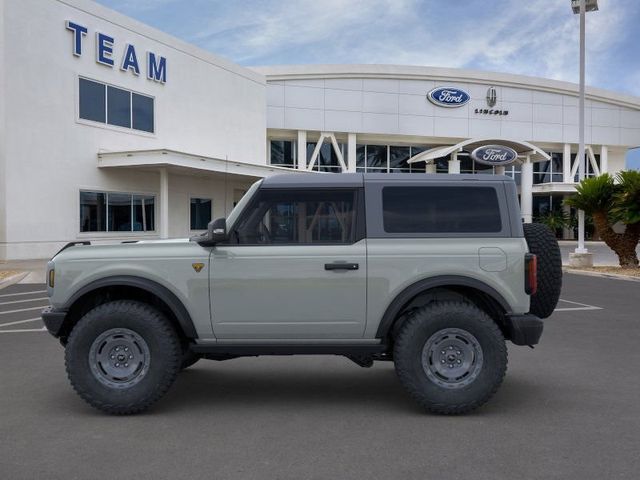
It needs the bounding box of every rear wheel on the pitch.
[65,300,181,415]
[523,222,563,319]
[394,301,507,415]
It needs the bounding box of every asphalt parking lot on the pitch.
[1,273,639,480]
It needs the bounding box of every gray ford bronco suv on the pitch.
[42,173,562,415]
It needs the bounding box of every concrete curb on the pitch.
[563,268,640,283]
[0,272,29,290]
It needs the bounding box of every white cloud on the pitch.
[98,0,640,95]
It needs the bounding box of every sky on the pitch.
[94,0,640,169]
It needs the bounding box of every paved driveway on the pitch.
[0,273,639,480]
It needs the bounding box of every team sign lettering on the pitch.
[66,21,167,83]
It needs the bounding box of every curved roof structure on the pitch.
[407,138,551,164]
[253,64,640,110]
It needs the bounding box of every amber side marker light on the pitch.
[524,254,537,295]
[48,269,55,288]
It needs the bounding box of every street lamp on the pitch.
[571,0,597,260]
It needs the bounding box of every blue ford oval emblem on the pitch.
[470,145,518,166]
[427,87,470,108]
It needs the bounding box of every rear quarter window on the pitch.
[382,186,502,233]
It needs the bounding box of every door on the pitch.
[210,187,366,339]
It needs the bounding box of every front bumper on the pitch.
[505,314,543,346]
[41,306,68,337]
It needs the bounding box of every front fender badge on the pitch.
[192,262,204,273]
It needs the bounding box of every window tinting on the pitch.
[78,78,154,133]
[306,142,345,173]
[234,190,356,245]
[79,79,106,123]
[108,193,132,231]
[80,191,106,232]
[382,186,502,233]
[107,86,131,128]
[80,191,155,233]
[132,93,154,133]
[133,195,155,231]
[270,140,296,168]
[190,198,212,230]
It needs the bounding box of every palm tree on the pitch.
[565,172,640,267]
[534,209,569,238]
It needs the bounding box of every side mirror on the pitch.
[191,217,227,246]
[209,217,227,244]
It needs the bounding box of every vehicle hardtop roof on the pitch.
[261,172,511,189]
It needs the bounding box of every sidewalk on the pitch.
[558,241,640,266]
[0,259,48,284]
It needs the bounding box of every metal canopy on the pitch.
[407,138,551,164]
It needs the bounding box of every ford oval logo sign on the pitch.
[471,145,519,166]
[427,87,470,108]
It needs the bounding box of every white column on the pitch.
[448,152,460,174]
[297,130,307,170]
[495,166,506,176]
[521,156,534,223]
[600,145,608,174]
[563,143,572,183]
[159,168,169,239]
[425,163,437,173]
[347,133,357,172]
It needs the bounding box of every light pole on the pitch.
[571,0,598,259]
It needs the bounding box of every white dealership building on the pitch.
[1,0,640,260]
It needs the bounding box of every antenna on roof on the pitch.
[224,155,228,216]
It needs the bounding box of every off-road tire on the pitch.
[65,300,181,415]
[394,301,507,415]
[180,350,201,370]
[523,222,562,319]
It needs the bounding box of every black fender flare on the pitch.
[64,275,198,338]
[375,275,511,339]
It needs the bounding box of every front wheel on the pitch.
[65,300,182,415]
[394,301,507,415]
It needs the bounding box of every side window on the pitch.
[233,189,357,245]
[382,186,502,234]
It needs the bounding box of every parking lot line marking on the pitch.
[0,317,42,328]
[554,298,602,312]
[558,299,600,308]
[0,305,48,316]
[0,297,48,306]
[0,289,47,298]
[0,326,47,334]
[554,306,603,312]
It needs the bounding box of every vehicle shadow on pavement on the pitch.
[147,361,543,417]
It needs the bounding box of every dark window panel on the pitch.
[132,93,154,133]
[107,86,131,128]
[356,145,366,168]
[366,145,387,170]
[190,198,212,230]
[79,78,106,123]
[133,195,155,231]
[389,146,411,172]
[382,186,502,233]
[108,193,132,232]
[79,191,106,232]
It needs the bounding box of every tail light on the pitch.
[525,253,537,295]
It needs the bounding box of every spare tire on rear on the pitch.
[523,223,562,319]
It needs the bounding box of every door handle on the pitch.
[324,262,359,271]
